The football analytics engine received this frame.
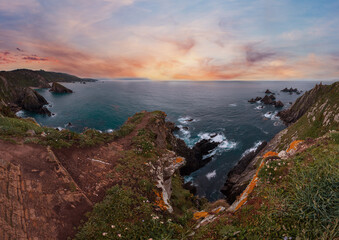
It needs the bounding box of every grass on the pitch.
[0,111,154,148]
[194,136,339,239]
[75,185,181,240]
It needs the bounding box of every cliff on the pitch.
[0,69,96,116]
[0,111,206,239]
[0,76,51,116]
[0,81,338,239]
[221,81,339,205]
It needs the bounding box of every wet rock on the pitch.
[265,89,273,94]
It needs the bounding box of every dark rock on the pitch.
[49,82,73,93]
[281,87,299,93]
[182,126,189,131]
[249,96,262,103]
[265,89,273,94]
[179,139,219,176]
[277,83,324,125]
[275,101,284,108]
[18,88,51,116]
[221,141,267,204]
[261,95,274,104]
[183,182,197,195]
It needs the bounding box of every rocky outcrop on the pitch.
[248,96,262,103]
[50,82,73,93]
[281,87,301,94]
[265,89,273,94]
[0,76,51,115]
[179,139,219,176]
[19,88,51,115]
[275,100,284,108]
[261,94,276,104]
[221,141,267,204]
[277,83,325,124]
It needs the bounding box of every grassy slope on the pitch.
[278,82,339,151]
[194,82,339,239]
[0,112,200,239]
[195,133,338,239]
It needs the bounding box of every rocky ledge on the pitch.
[49,82,73,93]
[221,141,267,203]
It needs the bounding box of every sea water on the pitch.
[18,80,323,200]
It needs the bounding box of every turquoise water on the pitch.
[18,80,321,200]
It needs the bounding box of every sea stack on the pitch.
[50,82,73,93]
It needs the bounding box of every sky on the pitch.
[0,0,339,80]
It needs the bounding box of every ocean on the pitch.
[17,80,323,201]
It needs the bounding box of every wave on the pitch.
[255,105,264,110]
[229,103,237,107]
[15,110,25,117]
[106,129,114,133]
[178,116,198,124]
[206,170,217,180]
[242,141,263,157]
[263,111,279,120]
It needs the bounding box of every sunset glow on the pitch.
[0,0,338,80]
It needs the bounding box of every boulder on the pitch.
[255,96,262,101]
[265,89,273,94]
[49,82,73,93]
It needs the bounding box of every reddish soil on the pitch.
[0,112,158,239]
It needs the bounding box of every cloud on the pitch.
[0,0,40,14]
[22,56,49,62]
[244,43,276,64]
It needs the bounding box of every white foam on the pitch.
[206,170,216,180]
[229,103,237,107]
[178,116,198,124]
[263,111,279,120]
[255,105,264,110]
[15,110,25,117]
[242,141,263,157]
[106,129,114,133]
[202,149,218,160]
[219,140,237,149]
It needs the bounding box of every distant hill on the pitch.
[0,69,96,116]
[0,69,96,88]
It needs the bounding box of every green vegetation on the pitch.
[195,136,339,239]
[278,82,339,151]
[75,186,190,240]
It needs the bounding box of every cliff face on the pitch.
[0,111,195,239]
[221,81,339,204]
[0,76,51,116]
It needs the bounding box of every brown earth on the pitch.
[0,112,161,240]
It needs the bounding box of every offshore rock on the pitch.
[50,82,73,93]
